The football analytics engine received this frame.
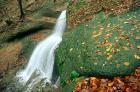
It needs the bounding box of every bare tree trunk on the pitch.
[17,0,25,21]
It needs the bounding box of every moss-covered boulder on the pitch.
[56,0,140,91]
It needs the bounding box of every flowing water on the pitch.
[16,10,66,89]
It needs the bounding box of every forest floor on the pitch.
[74,66,140,92]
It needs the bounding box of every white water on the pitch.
[16,10,66,87]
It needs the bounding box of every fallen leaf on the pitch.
[96,50,102,55]
[92,31,102,38]
[107,54,113,60]
[124,62,130,66]
[106,48,111,52]
[105,33,113,38]
[123,46,129,50]
[108,82,114,87]
[90,77,96,81]
[135,36,140,39]
[94,62,98,65]
[129,44,134,48]
[137,45,140,49]
[70,48,73,52]
[124,21,129,24]
[116,49,120,52]
[116,64,121,68]
[82,42,85,45]
[134,54,140,60]
[103,40,112,46]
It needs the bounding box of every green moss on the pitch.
[21,38,37,60]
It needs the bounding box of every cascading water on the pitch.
[16,10,66,88]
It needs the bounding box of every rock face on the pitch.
[56,0,140,91]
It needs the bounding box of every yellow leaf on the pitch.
[106,47,111,52]
[90,77,96,81]
[124,62,130,66]
[108,82,114,87]
[135,36,140,39]
[92,31,102,38]
[123,46,129,50]
[134,54,140,60]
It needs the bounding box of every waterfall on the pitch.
[16,10,66,87]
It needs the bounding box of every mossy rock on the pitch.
[56,8,140,91]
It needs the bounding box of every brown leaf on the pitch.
[137,45,140,49]
[96,50,102,55]
[107,54,113,60]
[105,33,113,38]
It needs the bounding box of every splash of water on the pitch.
[16,10,66,87]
